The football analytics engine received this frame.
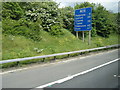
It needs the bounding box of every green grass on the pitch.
[2,29,118,60]
[1,29,119,68]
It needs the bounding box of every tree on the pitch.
[74,2,118,37]
[60,6,74,33]
[2,1,64,38]
[94,4,115,37]
[25,2,63,35]
[2,2,23,20]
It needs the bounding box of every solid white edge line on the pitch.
[36,58,119,88]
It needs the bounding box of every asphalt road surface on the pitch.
[2,49,119,88]
[46,61,119,88]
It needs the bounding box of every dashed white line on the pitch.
[114,75,120,77]
[36,58,119,88]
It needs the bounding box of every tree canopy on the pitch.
[2,1,118,40]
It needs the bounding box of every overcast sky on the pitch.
[54,0,119,13]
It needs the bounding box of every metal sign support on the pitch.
[76,31,79,38]
[88,30,91,45]
[83,31,84,42]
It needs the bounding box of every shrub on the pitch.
[91,28,97,37]
[2,18,42,41]
[50,24,64,35]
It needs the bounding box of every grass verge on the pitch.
[2,29,119,68]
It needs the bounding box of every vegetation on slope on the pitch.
[2,30,118,60]
[1,1,119,68]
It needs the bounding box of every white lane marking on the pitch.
[0,49,118,75]
[114,75,117,77]
[114,75,120,77]
[56,76,74,83]
[36,58,119,88]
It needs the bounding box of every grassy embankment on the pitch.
[2,29,118,68]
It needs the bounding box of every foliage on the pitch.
[60,6,74,33]
[2,32,118,68]
[1,1,119,68]
[24,2,63,35]
[91,28,97,37]
[2,2,118,38]
[2,30,118,60]
[94,4,111,37]
[2,2,23,20]
[74,2,95,9]
[116,13,120,34]
[2,18,42,41]
[74,2,96,37]
[2,2,64,36]
[74,2,118,38]
[50,24,64,35]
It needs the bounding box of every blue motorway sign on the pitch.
[74,7,92,31]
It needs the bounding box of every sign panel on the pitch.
[74,7,92,31]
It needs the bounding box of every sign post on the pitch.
[88,30,91,45]
[74,7,92,44]
[83,31,84,42]
[76,31,79,38]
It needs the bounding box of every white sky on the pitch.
[54,0,119,13]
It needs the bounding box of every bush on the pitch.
[2,2,23,20]
[25,2,61,32]
[2,18,42,41]
[91,28,97,37]
[50,24,64,35]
